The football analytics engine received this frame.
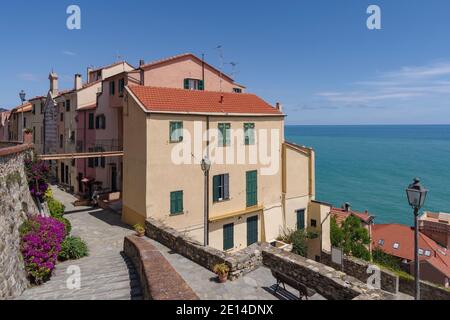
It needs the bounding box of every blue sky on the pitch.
[1,0,450,124]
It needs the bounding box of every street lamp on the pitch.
[406,178,428,301]
[201,156,211,246]
[19,90,26,142]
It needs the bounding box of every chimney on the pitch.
[87,67,93,83]
[139,59,145,67]
[74,74,82,90]
[343,202,351,212]
[276,102,283,112]
[49,72,59,96]
[220,95,224,104]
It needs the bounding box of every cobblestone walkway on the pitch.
[17,187,141,300]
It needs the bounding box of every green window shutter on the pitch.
[218,123,224,147]
[213,175,221,202]
[170,122,183,142]
[223,174,229,200]
[246,171,258,207]
[244,123,255,145]
[198,80,204,91]
[225,124,231,146]
[247,216,258,246]
[170,191,183,215]
[297,209,305,230]
[89,113,94,129]
[223,223,234,251]
[184,79,190,89]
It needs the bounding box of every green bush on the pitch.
[54,216,72,236]
[19,219,40,237]
[291,230,308,257]
[58,237,88,261]
[47,198,65,218]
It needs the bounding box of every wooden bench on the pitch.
[271,270,309,300]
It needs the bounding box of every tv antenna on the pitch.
[215,45,224,92]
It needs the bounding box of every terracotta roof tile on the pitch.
[128,85,283,116]
[372,223,450,277]
[331,207,374,225]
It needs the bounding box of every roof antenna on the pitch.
[215,45,224,92]
[227,61,239,79]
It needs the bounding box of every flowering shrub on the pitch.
[24,158,50,203]
[20,216,65,284]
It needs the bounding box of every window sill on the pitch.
[213,198,231,204]
[170,212,185,217]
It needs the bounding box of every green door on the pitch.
[296,209,305,230]
[247,216,258,246]
[223,223,234,251]
[246,170,258,207]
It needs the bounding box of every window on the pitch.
[244,123,255,145]
[88,113,95,129]
[184,78,204,90]
[59,134,63,149]
[247,216,258,246]
[170,191,184,215]
[109,81,115,96]
[60,163,65,183]
[32,104,36,115]
[40,103,44,114]
[96,115,106,129]
[66,100,71,112]
[118,78,125,95]
[23,117,26,128]
[310,219,317,228]
[33,127,36,144]
[218,123,231,147]
[70,131,75,142]
[393,243,400,249]
[88,148,94,168]
[424,250,431,257]
[296,209,305,230]
[213,174,229,202]
[378,239,385,246]
[233,88,242,93]
[60,113,64,122]
[169,122,183,143]
[246,170,258,207]
[418,248,424,255]
[223,223,234,251]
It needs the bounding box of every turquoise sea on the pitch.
[286,125,450,226]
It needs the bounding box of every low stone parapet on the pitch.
[145,218,262,281]
[123,235,199,300]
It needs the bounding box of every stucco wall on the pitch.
[0,144,38,299]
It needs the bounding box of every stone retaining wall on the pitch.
[398,277,450,300]
[123,235,199,300]
[145,218,262,280]
[321,251,450,300]
[262,244,394,300]
[0,144,37,299]
[321,251,399,294]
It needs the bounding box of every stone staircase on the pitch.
[18,251,142,300]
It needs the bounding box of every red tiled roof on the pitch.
[372,224,450,277]
[11,102,32,113]
[331,207,374,225]
[127,85,284,116]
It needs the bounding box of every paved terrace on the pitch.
[17,187,324,300]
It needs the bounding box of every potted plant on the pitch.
[23,128,33,144]
[213,263,230,283]
[133,224,145,237]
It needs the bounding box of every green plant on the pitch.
[291,230,308,257]
[47,198,65,218]
[213,263,230,276]
[58,237,89,261]
[133,224,145,236]
[331,215,371,261]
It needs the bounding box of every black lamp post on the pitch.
[406,178,428,300]
[201,156,211,246]
[19,90,26,142]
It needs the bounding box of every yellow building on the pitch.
[122,85,331,254]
